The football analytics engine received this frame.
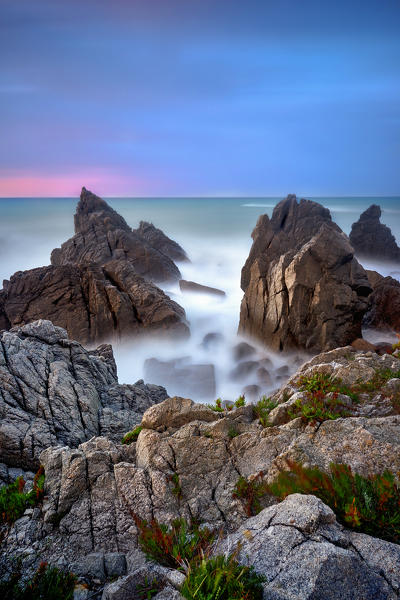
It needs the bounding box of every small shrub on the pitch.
[122,425,143,445]
[169,473,182,499]
[204,431,212,439]
[287,392,350,423]
[232,473,268,517]
[0,466,45,526]
[266,461,400,544]
[228,426,239,439]
[0,561,76,600]
[297,372,359,402]
[181,554,265,600]
[207,398,224,412]
[253,396,277,427]
[135,576,162,599]
[234,395,246,408]
[134,516,215,570]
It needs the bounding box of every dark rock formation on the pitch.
[350,204,400,261]
[135,221,188,263]
[179,280,226,297]
[51,187,183,283]
[239,195,372,353]
[364,270,400,332]
[0,260,189,345]
[0,320,167,470]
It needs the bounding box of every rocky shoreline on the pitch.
[1,193,400,599]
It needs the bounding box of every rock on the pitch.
[141,397,217,430]
[256,367,272,386]
[239,195,372,353]
[350,204,400,261]
[364,270,400,332]
[135,221,188,263]
[374,342,394,355]
[241,384,261,401]
[51,188,182,283]
[233,341,256,361]
[144,358,216,400]
[178,280,226,297]
[230,360,259,380]
[0,261,189,345]
[201,332,224,349]
[0,320,167,469]
[216,494,399,599]
[351,338,377,352]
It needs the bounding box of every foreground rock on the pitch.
[239,195,372,353]
[0,261,189,345]
[0,320,167,470]
[217,494,399,599]
[364,270,400,332]
[51,187,183,282]
[350,204,400,262]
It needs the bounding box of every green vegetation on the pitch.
[181,554,265,600]
[169,473,182,499]
[0,562,76,600]
[297,372,359,402]
[353,368,400,393]
[234,395,246,408]
[136,576,163,599]
[253,396,277,427]
[287,393,350,422]
[232,473,268,517]
[0,467,45,526]
[121,425,143,444]
[267,461,400,544]
[134,516,215,570]
[228,426,239,439]
[207,398,224,412]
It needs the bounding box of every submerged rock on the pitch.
[179,280,226,297]
[350,204,400,262]
[239,195,372,353]
[144,358,216,400]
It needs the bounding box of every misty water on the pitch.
[1,196,399,402]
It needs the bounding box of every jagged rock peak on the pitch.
[350,204,400,261]
[239,194,372,353]
[75,187,130,234]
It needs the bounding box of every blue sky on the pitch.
[1,0,399,196]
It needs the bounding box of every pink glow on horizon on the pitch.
[0,170,162,197]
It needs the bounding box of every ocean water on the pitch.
[0,196,399,400]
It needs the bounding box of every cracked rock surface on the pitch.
[239,195,372,353]
[0,320,167,470]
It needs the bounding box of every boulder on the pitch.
[51,188,182,283]
[144,358,215,401]
[216,494,399,599]
[135,221,188,263]
[0,261,189,346]
[232,341,256,361]
[350,204,400,261]
[364,270,400,332]
[0,320,167,470]
[239,195,372,353]
[178,280,226,297]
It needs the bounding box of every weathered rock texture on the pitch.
[0,261,188,346]
[51,188,184,282]
[217,494,400,599]
[350,204,400,262]
[364,270,400,332]
[239,195,372,352]
[0,188,190,344]
[0,320,167,470]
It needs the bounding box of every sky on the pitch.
[0,0,399,197]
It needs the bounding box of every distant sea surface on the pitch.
[1,196,399,397]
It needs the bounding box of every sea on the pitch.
[1,196,399,401]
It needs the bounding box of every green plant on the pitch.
[134,516,215,570]
[234,395,246,408]
[207,398,224,413]
[287,393,350,423]
[297,372,359,402]
[228,426,238,439]
[169,473,182,499]
[0,561,76,600]
[122,425,143,445]
[0,466,45,526]
[267,461,400,544]
[181,554,265,600]
[253,396,277,427]
[232,473,268,517]
[136,576,162,599]
[204,431,212,439]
